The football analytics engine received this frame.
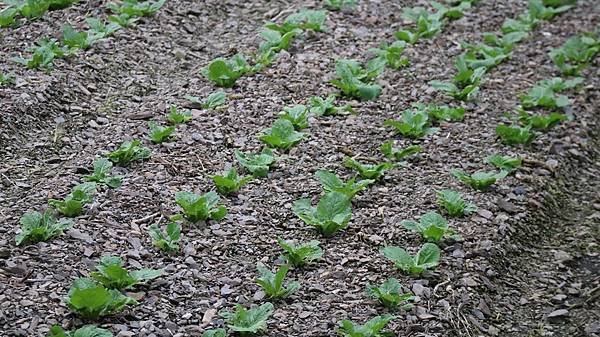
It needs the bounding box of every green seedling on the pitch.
[255,263,300,299]
[365,278,413,310]
[65,278,137,320]
[15,210,72,246]
[293,191,352,237]
[175,191,227,222]
[91,255,162,290]
[381,243,441,276]
[277,238,323,267]
[436,189,477,216]
[48,182,96,217]
[107,140,151,166]
[234,148,276,178]
[219,303,274,335]
[344,157,392,180]
[84,158,123,188]
[315,170,374,199]
[148,222,181,253]
[211,167,252,195]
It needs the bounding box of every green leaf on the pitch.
[200,91,227,110]
[48,182,96,217]
[293,192,352,237]
[220,303,274,334]
[315,170,374,199]
[65,278,137,319]
[148,222,181,253]
[520,77,583,108]
[452,169,504,191]
[15,210,73,246]
[48,325,114,337]
[277,238,323,267]
[107,140,151,166]
[84,158,123,189]
[234,148,276,178]
[379,141,421,162]
[365,278,413,309]
[167,105,192,124]
[337,314,395,337]
[256,263,299,299]
[201,329,227,337]
[279,104,309,130]
[436,189,477,217]
[384,109,438,138]
[495,124,535,146]
[203,54,251,87]
[343,157,392,180]
[212,167,252,195]
[91,255,162,290]
[486,154,522,172]
[402,211,450,242]
[259,119,305,150]
[175,191,228,222]
[148,121,175,144]
[331,59,382,101]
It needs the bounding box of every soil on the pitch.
[0,0,598,336]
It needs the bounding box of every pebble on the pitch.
[547,309,569,321]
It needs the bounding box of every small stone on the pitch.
[88,120,99,128]
[547,309,569,321]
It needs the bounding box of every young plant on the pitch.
[279,104,309,130]
[277,238,323,267]
[461,42,512,69]
[422,104,465,122]
[384,109,438,138]
[401,211,455,242]
[324,0,357,11]
[148,121,175,143]
[61,25,103,53]
[0,72,15,86]
[518,111,568,130]
[502,12,538,34]
[520,77,583,109]
[398,6,445,42]
[86,17,121,37]
[202,329,226,337]
[343,157,393,180]
[84,158,123,188]
[381,243,441,276]
[14,38,65,71]
[293,191,352,237]
[48,325,113,337]
[309,95,353,116]
[175,191,228,222]
[167,105,192,125]
[65,278,137,320]
[380,141,421,162]
[482,31,529,52]
[452,169,507,191]
[15,210,72,246]
[186,91,227,110]
[211,167,252,195]
[331,59,383,101]
[284,9,327,32]
[90,255,162,290]
[234,148,276,178]
[486,154,522,172]
[496,124,535,146]
[528,0,573,20]
[258,27,300,61]
[48,182,96,217]
[315,170,374,199]
[203,54,252,87]
[148,222,181,253]
[108,13,138,27]
[0,8,18,28]
[108,0,166,17]
[436,189,477,216]
[430,55,486,101]
[220,303,274,335]
[337,314,395,337]
[369,41,409,69]
[365,278,413,310]
[255,264,300,299]
[258,119,305,150]
[550,32,600,75]
[107,140,151,166]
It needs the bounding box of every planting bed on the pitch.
[0,0,598,336]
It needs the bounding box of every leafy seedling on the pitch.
[0,72,15,86]
[482,31,529,51]
[502,12,538,34]
[366,278,413,310]
[108,0,166,17]
[520,77,583,109]
[461,41,512,69]
[452,169,507,190]
[331,59,383,101]
[324,0,357,11]
[255,264,300,299]
[369,41,409,69]
[309,95,353,116]
[48,325,113,337]
[293,191,352,237]
[15,210,72,246]
[402,211,456,242]
[380,141,421,162]
[65,278,137,320]
[108,13,138,27]
[0,8,18,28]
[550,32,600,75]
[279,104,309,130]
[381,243,441,276]
[203,54,252,87]
[418,104,465,122]
[234,148,276,178]
[201,329,227,337]
[277,238,323,267]
[258,27,300,57]
[436,189,477,216]
[84,158,123,188]
[518,111,568,130]
[14,38,65,71]
[108,140,151,166]
[529,0,572,20]
[91,255,162,290]
[61,25,103,54]
[430,56,486,101]
[337,314,395,337]
[167,105,192,124]
[220,302,274,335]
[175,191,227,222]
[344,157,393,180]
[48,182,96,217]
[315,170,374,199]
[148,222,181,253]
[496,124,535,145]
[486,154,522,172]
[384,109,439,138]
[186,91,227,110]
[259,119,305,150]
[86,17,121,37]
[148,121,175,144]
[211,167,252,195]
